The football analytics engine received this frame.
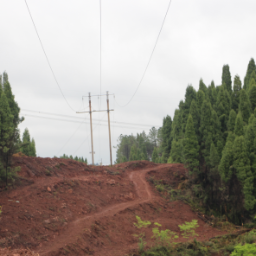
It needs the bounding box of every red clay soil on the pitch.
[0,157,228,256]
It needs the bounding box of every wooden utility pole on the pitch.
[88,93,95,165]
[106,91,113,165]
[77,92,114,165]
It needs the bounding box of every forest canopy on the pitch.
[115,58,256,224]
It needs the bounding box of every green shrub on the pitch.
[134,216,151,229]
[230,243,256,256]
[178,220,199,239]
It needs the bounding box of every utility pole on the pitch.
[88,93,95,165]
[106,91,113,165]
[77,92,114,166]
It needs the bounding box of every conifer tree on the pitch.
[170,109,182,141]
[189,99,200,138]
[222,65,232,92]
[161,115,172,163]
[170,139,183,163]
[234,112,244,136]
[219,140,233,182]
[0,91,14,175]
[233,136,255,210]
[183,115,199,173]
[249,84,256,111]
[232,75,242,112]
[199,79,207,94]
[152,147,159,163]
[210,142,219,168]
[30,138,36,157]
[21,128,31,156]
[199,100,213,167]
[208,81,217,109]
[196,90,205,116]
[239,89,251,123]
[227,109,237,132]
[244,58,256,90]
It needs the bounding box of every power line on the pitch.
[21,113,158,130]
[24,0,75,112]
[116,0,172,107]
[21,109,159,128]
[56,117,87,156]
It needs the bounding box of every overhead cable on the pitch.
[24,0,76,112]
[116,0,172,107]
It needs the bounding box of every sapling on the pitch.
[178,219,199,239]
[152,222,179,246]
[134,216,151,229]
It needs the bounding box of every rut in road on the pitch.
[38,165,168,255]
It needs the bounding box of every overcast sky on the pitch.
[1,0,256,164]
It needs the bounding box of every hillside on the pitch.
[0,156,236,256]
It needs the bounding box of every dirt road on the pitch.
[38,165,162,255]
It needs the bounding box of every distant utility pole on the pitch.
[106,91,113,165]
[77,92,114,165]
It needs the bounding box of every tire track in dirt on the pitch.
[38,165,170,256]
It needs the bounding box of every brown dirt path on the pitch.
[38,164,170,255]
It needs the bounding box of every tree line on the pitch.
[0,72,36,183]
[115,58,256,224]
[54,154,87,164]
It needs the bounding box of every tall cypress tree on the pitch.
[219,140,234,182]
[249,84,256,111]
[222,65,232,92]
[208,81,217,109]
[239,89,251,123]
[244,58,256,90]
[196,90,205,116]
[189,99,200,138]
[152,147,159,163]
[234,112,244,136]
[199,100,213,167]
[199,79,207,95]
[183,114,199,173]
[232,75,242,112]
[233,136,255,211]
[161,115,172,163]
[227,109,237,132]
[0,91,14,175]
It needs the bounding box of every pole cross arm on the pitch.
[76,109,114,114]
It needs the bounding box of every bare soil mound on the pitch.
[0,158,228,256]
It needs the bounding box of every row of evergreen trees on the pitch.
[0,72,36,183]
[115,58,256,223]
[115,128,160,163]
[55,154,87,164]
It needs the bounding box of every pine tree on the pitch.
[227,109,237,132]
[232,75,242,112]
[244,58,256,90]
[208,81,217,109]
[0,91,14,174]
[219,140,233,182]
[199,79,207,94]
[249,84,256,111]
[170,139,183,163]
[234,112,244,136]
[222,65,232,92]
[161,115,172,163]
[196,90,205,116]
[233,136,255,210]
[30,138,36,157]
[189,99,200,139]
[199,100,213,167]
[21,128,32,156]
[239,89,251,123]
[152,147,159,163]
[210,142,219,168]
[183,115,199,173]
